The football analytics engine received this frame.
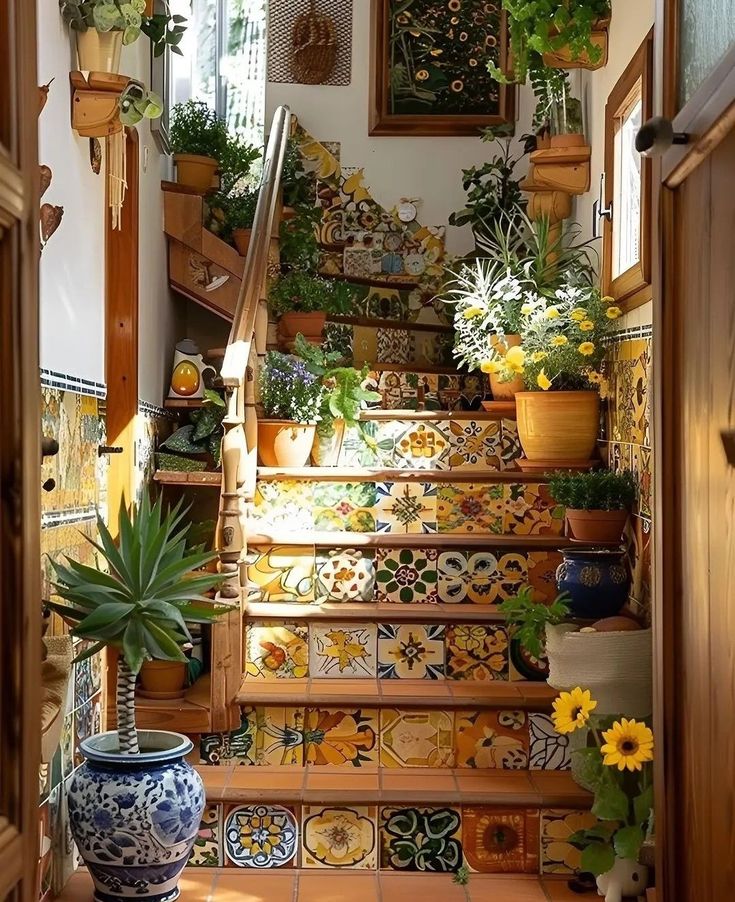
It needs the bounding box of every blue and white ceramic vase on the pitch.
[67,731,204,902]
[556,547,631,619]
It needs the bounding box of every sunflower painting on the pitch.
[371,0,515,135]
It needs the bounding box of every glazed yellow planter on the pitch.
[516,390,600,462]
[174,153,218,190]
[489,333,524,400]
[258,420,316,467]
[76,30,122,73]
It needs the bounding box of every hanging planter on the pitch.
[543,20,611,70]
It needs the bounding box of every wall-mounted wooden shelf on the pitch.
[69,71,132,138]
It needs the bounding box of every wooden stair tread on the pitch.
[154,471,221,486]
[115,675,213,733]
[257,466,540,483]
[245,600,520,622]
[246,532,565,549]
[361,409,516,421]
[197,764,590,807]
[236,676,556,709]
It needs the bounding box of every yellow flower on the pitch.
[545,306,560,319]
[531,351,548,362]
[550,335,568,347]
[606,305,623,319]
[416,69,430,81]
[578,342,595,356]
[480,359,501,374]
[601,295,615,304]
[463,306,483,319]
[587,370,602,384]
[536,370,552,391]
[521,303,535,315]
[551,687,597,735]
[579,320,595,332]
[570,308,587,321]
[505,346,525,373]
[601,718,654,771]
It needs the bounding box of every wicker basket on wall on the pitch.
[291,0,337,84]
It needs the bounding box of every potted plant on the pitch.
[118,82,163,127]
[293,334,381,466]
[549,469,637,543]
[499,585,571,659]
[258,351,324,467]
[269,271,354,347]
[209,188,259,255]
[157,389,226,471]
[59,0,187,73]
[551,688,653,900]
[169,100,228,190]
[46,494,229,901]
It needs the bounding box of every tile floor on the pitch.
[55,868,588,901]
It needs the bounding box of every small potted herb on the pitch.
[209,188,259,255]
[169,100,228,190]
[269,271,354,347]
[549,469,637,544]
[258,351,324,467]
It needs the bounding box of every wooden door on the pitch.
[654,4,735,899]
[0,1,42,900]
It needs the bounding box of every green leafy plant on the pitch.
[208,188,259,242]
[548,469,637,511]
[499,586,571,659]
[280,138,315,209]
[159,390,226,468]
[118,82,163,127]
[218,133,261,198]
[58,0,187,56]
[259,352,324,423]
[268,271,354,317]
[169,100,228,160]
[279,202,322,273]
[47,494,229,753]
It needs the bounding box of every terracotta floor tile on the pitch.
[541,877,587,900]
[214,872,296,902]
[380,680,452,697]
[448,682,520,700]
[380,873,467,901]
[528,771,591,806]
[466,875,547,901]
[297,872,379,901]
[381,771,457,793]
[199,766,234,790]
[228,769,305,791]
[178,870,220,901]
[455,770,537,802]
[305,771,380,792]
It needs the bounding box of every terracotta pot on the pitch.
[488,333,525,400]
[139,660,188,696]
[232,228,251,256]
[279,311,326,342]
[565,508,629,544]
[311,419,346,466]
[76,30,122,73]
[549,133,586,149]
[173,153,218,190]
[516,390,600,462]
[259,420,316,467]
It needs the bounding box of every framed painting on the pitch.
[369,0,516,136]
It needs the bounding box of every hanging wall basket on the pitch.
[291,0,337,84]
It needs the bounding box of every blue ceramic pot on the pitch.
[556,547,631,619]
[68,731,205,902]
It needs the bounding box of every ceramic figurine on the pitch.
[168,339,215,400]
[596,857,649,902]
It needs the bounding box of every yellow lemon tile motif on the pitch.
[245,623,309,680]
[309,624,377,678]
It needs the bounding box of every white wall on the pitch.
[37,15,176,402]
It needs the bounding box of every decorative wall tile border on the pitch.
[603,324,653,344]
[41,507,97,528]
[138,399,178,420]
[40,368,106,398]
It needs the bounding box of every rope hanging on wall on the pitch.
[107,128,127,230]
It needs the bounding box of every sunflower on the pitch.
[601,718,654,771]
[551,687,597,734]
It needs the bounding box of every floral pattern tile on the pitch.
[631,444,653,518]
[252,480,313,531]
[302,805,377,868]
[200,707,304,767]
[606,337,651,447]
[339,422,395,467]
[309,623,377,678]
[380,709,454,767]
[246,546,315,603]
[304,707,379,767]
[375,548,438,603]
[526,551,564,605]
[445,624,509,682]
[540,809,599,875]
[189,804,223,867]
[454,710,529,769]
[312,482,377,532]
[499,418,522,470]
[377,328,413,364]
[437,550,527,605]
[503,483,565,536]
[437,483,504,534]
[368,371,420,411]
[393,422,450,469]
[375,482,437,534]
[315,549,375,602]
[377,624,445,679]
[447,420,502,470]
[463,807,540,874]
[224,804,298,868]
[245,623,309,680]
[380,807,463,872]
[529,714,571,770]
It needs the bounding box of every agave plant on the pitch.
[48,494,229,754]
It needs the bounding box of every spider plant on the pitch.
[48,494,230,754]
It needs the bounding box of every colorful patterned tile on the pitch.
[201,710,258,766]
[315,549,375,602]
[245,623,309,680]
[462,807,540,873]
[503,483,565,536]
[224,804,298,868]
[447,420,502,470]
[309,623,377,678]
[246,546,315,603]
[41,518,97,600]
[629,515,652,613]
[375,482,437,534]
[302,805,377,868]
[526,551,564,605]
[437,483,504,534]
[304,707,379,767]
[375,548,438,604]
[607,337,651,446]
[446,624,509,682]
[456,373,489,411]
[437,550,527,605]
[312,482,377,532]
[540,809,599,874]
[338,422,395,467]
[252,480,314,531]
[369,371,420,410]
[323,322,353,361]
[631,444,653,518]
[189,804,223,867]
[377,624,445,679]
[608,440,633,474]
[529,714,571,770]
[352,325,378,365]
[454,710,529,769]
[499,418,522,470]
[60,712,74,778]
[380,709,454,767]
[377,328,413,364]
[380,806,463,872]
[393,421,450,469]
[508,635,550,683]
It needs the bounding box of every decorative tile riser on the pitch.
[200,707,568,772]
[189,801,594,874]
[363,368,496,412]
[246,546,562,606]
